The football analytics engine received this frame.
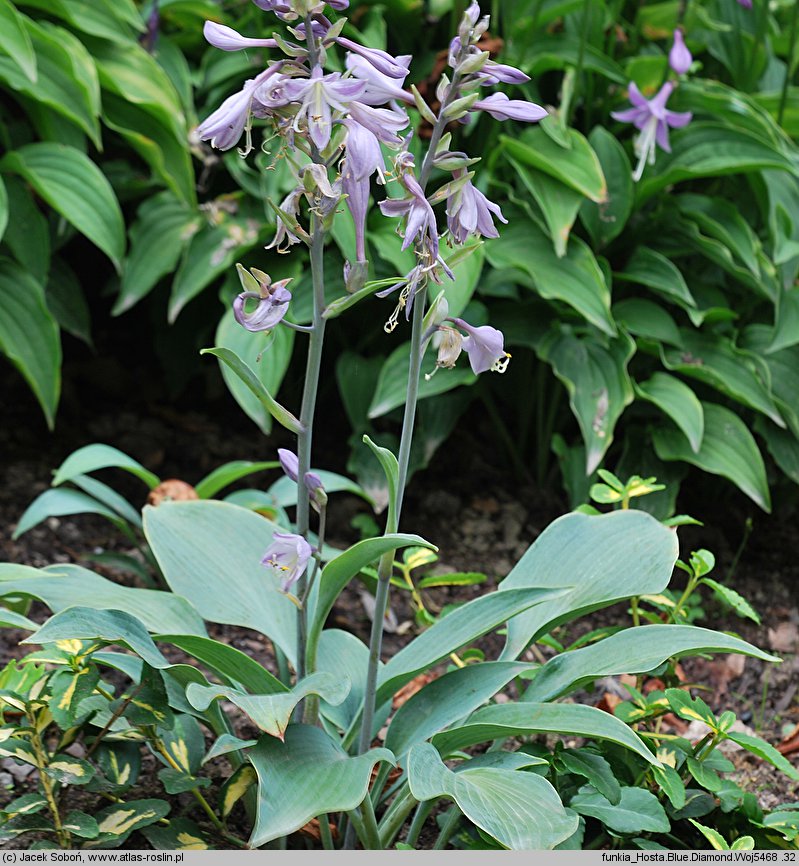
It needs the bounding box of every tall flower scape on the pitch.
[197,0,546,744]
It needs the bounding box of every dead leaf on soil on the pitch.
[299,818,338,842]
[392,672,437,710]
[778,723,799,757]
[769,621,799,654]
[147,479,199,506]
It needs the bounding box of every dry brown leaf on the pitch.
[299,818,338,842]
[777,723,799,757]
[392,672,437,710]
[595,693,621,714]
[147,479,198,506]
[768,622,799,654]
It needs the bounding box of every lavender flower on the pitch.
[379,172,438,259]
[233,274,292,331]
[335,37,411,79]
[471,92,548,122]
[450,318,509,374]
[196,65,282,151]
[304,471,328,508]
[669,29,692,75]
[203,21,277,51]
[278,448,299,481]
[737,0,752,7]
[446,170,507,243]
[345,54,414,105]
[261,532,313,591]
[611,81,692,181]
[282,67,366,149]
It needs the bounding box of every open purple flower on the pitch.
[446,170,507,243]
[281,67,366,149]
[261,532,312,592]
[379,172,438,259]
[450,318,510,374]
[196,65,282,151]
[471,92,548,122]
[335,37,411,79]
[611,81,692,181]
[345,54,414,105]
[233,276,292,331]
[669,29,692,75]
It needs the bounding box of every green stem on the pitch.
[28,713,69,849]
[778,0,799,125]
[567,0,592,128]
[432,806,461,850]
[404,800,434,848]
[670,577,698,624]
[318,814,335,851]
[294,224,327,683]
[377,786,419,848]
[631,596,640,627]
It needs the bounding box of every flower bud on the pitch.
[457,49,490,76]
[668,29,692,76]
[304,471,328,508]
[278,448,299,482]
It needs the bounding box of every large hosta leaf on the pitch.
[432,703,658,765]
[485,222,615,336]
[0,259,60,428]
[580,126,634,248]
[538,328,635,474]
[248,725,392,847]
[524,625,779,703]
[187,673,348,740]
[376,587,566,708]
[636,373,704,454]
[0,143,124,270]
[385,662,533,759]
[653,402,771,512]
[571,786,670,835]
[408,742,577,850]
[0,563,205,636]
[143,500,298,665]
[499,510,678,661]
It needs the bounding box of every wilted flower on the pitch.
[446,169,507,243]
[233,271,292,331]
[261,532,313,591]
[471,92,548,122]
[669,29,692,75]
[425,326,464,379]
[611,81,692,181]
[281,67,366,149]
[267,187,304,252]
[450,318,510,374]
[278,448,299,481]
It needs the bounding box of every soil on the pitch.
[0,346,797,849]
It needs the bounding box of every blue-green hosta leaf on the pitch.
[638,123,794,200]
[22,607,170,671]
[187,673,349,741]
[375,587,567,709]
[194,460,279,499]
[248,725,393,847]
[0,563,205,636]
[143,500,299,666]
[538,328,635,474]
[636,372,704,454]
[571,785,670,835]
[524,625,779,703]
[499,507,679,662]
[53,443,159,488]
[0,259,60,429]
[580,126,634,248]
[559,751,621,805]
[0,143,123,269]
[314,630,381,733]
[661,333,784,428]
[408,742,577,850]
[0,0,36,81]
[501,126,607,203]
[653,402,771,512]
[432,703,658,765]
[385,662,534,759]
[13,489,128,539]
[485,222,615,336]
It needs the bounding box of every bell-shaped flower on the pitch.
[450,317,510,374]
[282,67,366,149]
[335,37,411,79]
[611,81,692,181]
[233,273,292,331]
[379,172,439,260]
[446,170,507,243]
[345,54,414,105]
[471,92,548,122]
[261,532,313,592]
[669,29,692,75]
[203,21,277,51]
[348,102,409,145]
[196,65,283,151]
[278,448,299,482]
